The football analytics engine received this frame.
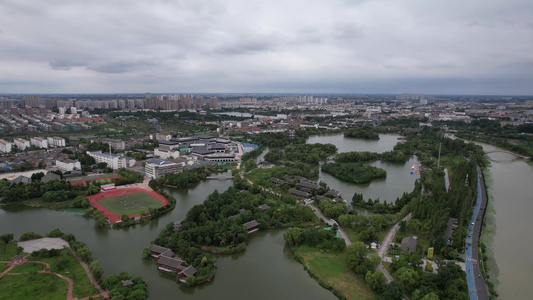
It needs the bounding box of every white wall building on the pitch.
[154,148,181,159]
[14,138,30,150]
[145,159,179,179]
[0,139,12,153]
[47,137,66,147]
[87,151,136,170]
[56,159,81,171]
[30,137,48,149]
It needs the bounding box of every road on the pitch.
[307,205,352,246]
[378,213,412,283]
[465,166,489,300]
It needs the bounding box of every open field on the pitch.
[35,248,97,298]
[0,263,8,273]
[86,187,168,223]
[0,273,68,300]
[293,245,377,300]
[8,262,46,273]
[99,192,163,215]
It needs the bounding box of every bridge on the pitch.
[206,175,234,180]
[485,150,529,159]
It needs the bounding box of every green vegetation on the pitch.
[335,151,378,163]
[344,129,380,140]
[0,179,89,204]
[0,273,68,300]
[0,263,8,273]
[33,248,97,298]
[321,162,387,184]
[8,262,46,273]
[102,271,148,300]
[292,245,376,300]
[151,167,211,188]
[98,192,164,216]
[19,232,42,241]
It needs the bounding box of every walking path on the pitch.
[377,213,412,284]
[444,168,450,191]
[0,255,108,300]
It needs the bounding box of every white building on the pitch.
[154,148,181,159]
[30,137,48,149]
[47,137,66,147]
[56,159,81,171]
[87,151,136,170]
[0,139,12,153]
[14,138,30,150]
[145,159,179,179]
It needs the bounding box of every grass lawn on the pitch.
[0,242,22,260]
[293,245,377,300]
[0,273,68,300]
[99,192,163,215]
[0,262,9,273]
[9,262,47,273]
[34,248,97,299]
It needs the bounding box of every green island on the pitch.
[0,229,147,300]
[321,162,387,184]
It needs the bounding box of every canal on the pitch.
[0,133,423,299]
[474,143,533,300]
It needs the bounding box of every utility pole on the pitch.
[437,143,442,169]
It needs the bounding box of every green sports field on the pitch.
[98,192,163,215]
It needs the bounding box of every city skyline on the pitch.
[1,0,533,95]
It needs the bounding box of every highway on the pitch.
[465,166,489,300]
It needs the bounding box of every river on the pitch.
[0,133,423,300]
[474,143,533,299]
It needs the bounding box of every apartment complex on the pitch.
[56,159,81,171]
[14,138,30,150]
[30,137,48,148]
[87,151,136,170]
[0,139,12,153]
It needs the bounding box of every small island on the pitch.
[321,162,387,184]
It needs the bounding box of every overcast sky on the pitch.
[1,0,532,95]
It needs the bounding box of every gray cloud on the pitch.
[0,0,532,94]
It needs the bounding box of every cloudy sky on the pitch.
[1,0,532,95]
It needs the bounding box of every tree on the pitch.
[121,214,129,222]
[89,260,103,282]
[365,270,386,293]
[77,246,92,263]
[421,293,439,300]
[394,267,419,292]
[384,281,405,300]
[370,252,382,268]
[242,159,257,172]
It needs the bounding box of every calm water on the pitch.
[308,134,420,203]
[0,133,426,300]
[0,177,334,300]
[473,143,533,299]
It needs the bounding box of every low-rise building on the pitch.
[30,137,48,148]
[47,137,66,147]
[56,159,81,171]
[145,159,179,179]
[0,139,12,153]
[14,138,30,150]
[87,151,136,170]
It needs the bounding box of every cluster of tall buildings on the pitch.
[144,94,218,110]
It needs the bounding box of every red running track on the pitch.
[86,188,169,224]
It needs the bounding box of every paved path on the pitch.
[465,166,490,300]
[377,213,411,285]
[307,205,352,246]
[0,256,108,300]
[444,168,450,191]
[69,248,106,295]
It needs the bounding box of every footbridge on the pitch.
[485,150,529,159]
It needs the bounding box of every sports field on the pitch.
[98,192,163,215]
